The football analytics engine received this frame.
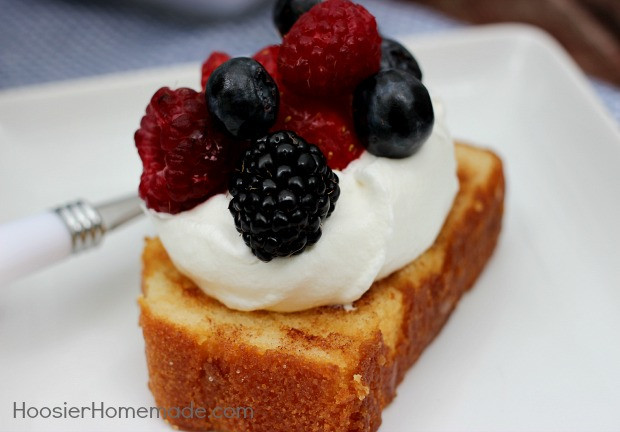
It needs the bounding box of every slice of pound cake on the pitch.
[139,142,505,432]
[134,2,505,430]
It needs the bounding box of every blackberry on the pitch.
[229,131,340,262]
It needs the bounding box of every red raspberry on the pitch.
[252,44,281,82]
[200,51,231,90]
[278,0,381,96]
[135,87,243,214]
[272,89,364,170]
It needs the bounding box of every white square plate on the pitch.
[1,24,619,431]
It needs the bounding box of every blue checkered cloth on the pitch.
[1,0,619,124]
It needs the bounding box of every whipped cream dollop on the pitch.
[148,99,458,312]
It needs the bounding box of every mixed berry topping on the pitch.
[135,0,436,260]
[228,131,339,261]
[135,87,243,214]
[206,57,279,140]
[353,70,434,158]
[278,0,381,96]
[273,0,322,36]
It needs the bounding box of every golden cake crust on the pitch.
[139,142,505,432]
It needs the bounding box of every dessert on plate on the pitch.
[135,0,505,430]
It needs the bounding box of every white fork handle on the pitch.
[0,196,142,286]
[0,211,72,286]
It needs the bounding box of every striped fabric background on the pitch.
[0,0,618,123]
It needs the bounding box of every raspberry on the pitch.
[201,51,231,90]
[278,0,381,96]
[272,89,364,170]
[252,45,281,82]
[135,87,243,214]
[229,131,340,261]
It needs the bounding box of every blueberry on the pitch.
[353,69,434,159]
[206,57,279,140]
[273,0,321,36]
[380,38,423,81]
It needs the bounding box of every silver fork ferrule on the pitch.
[54,200,105,253]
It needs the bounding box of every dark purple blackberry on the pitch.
[228,131,340,262]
